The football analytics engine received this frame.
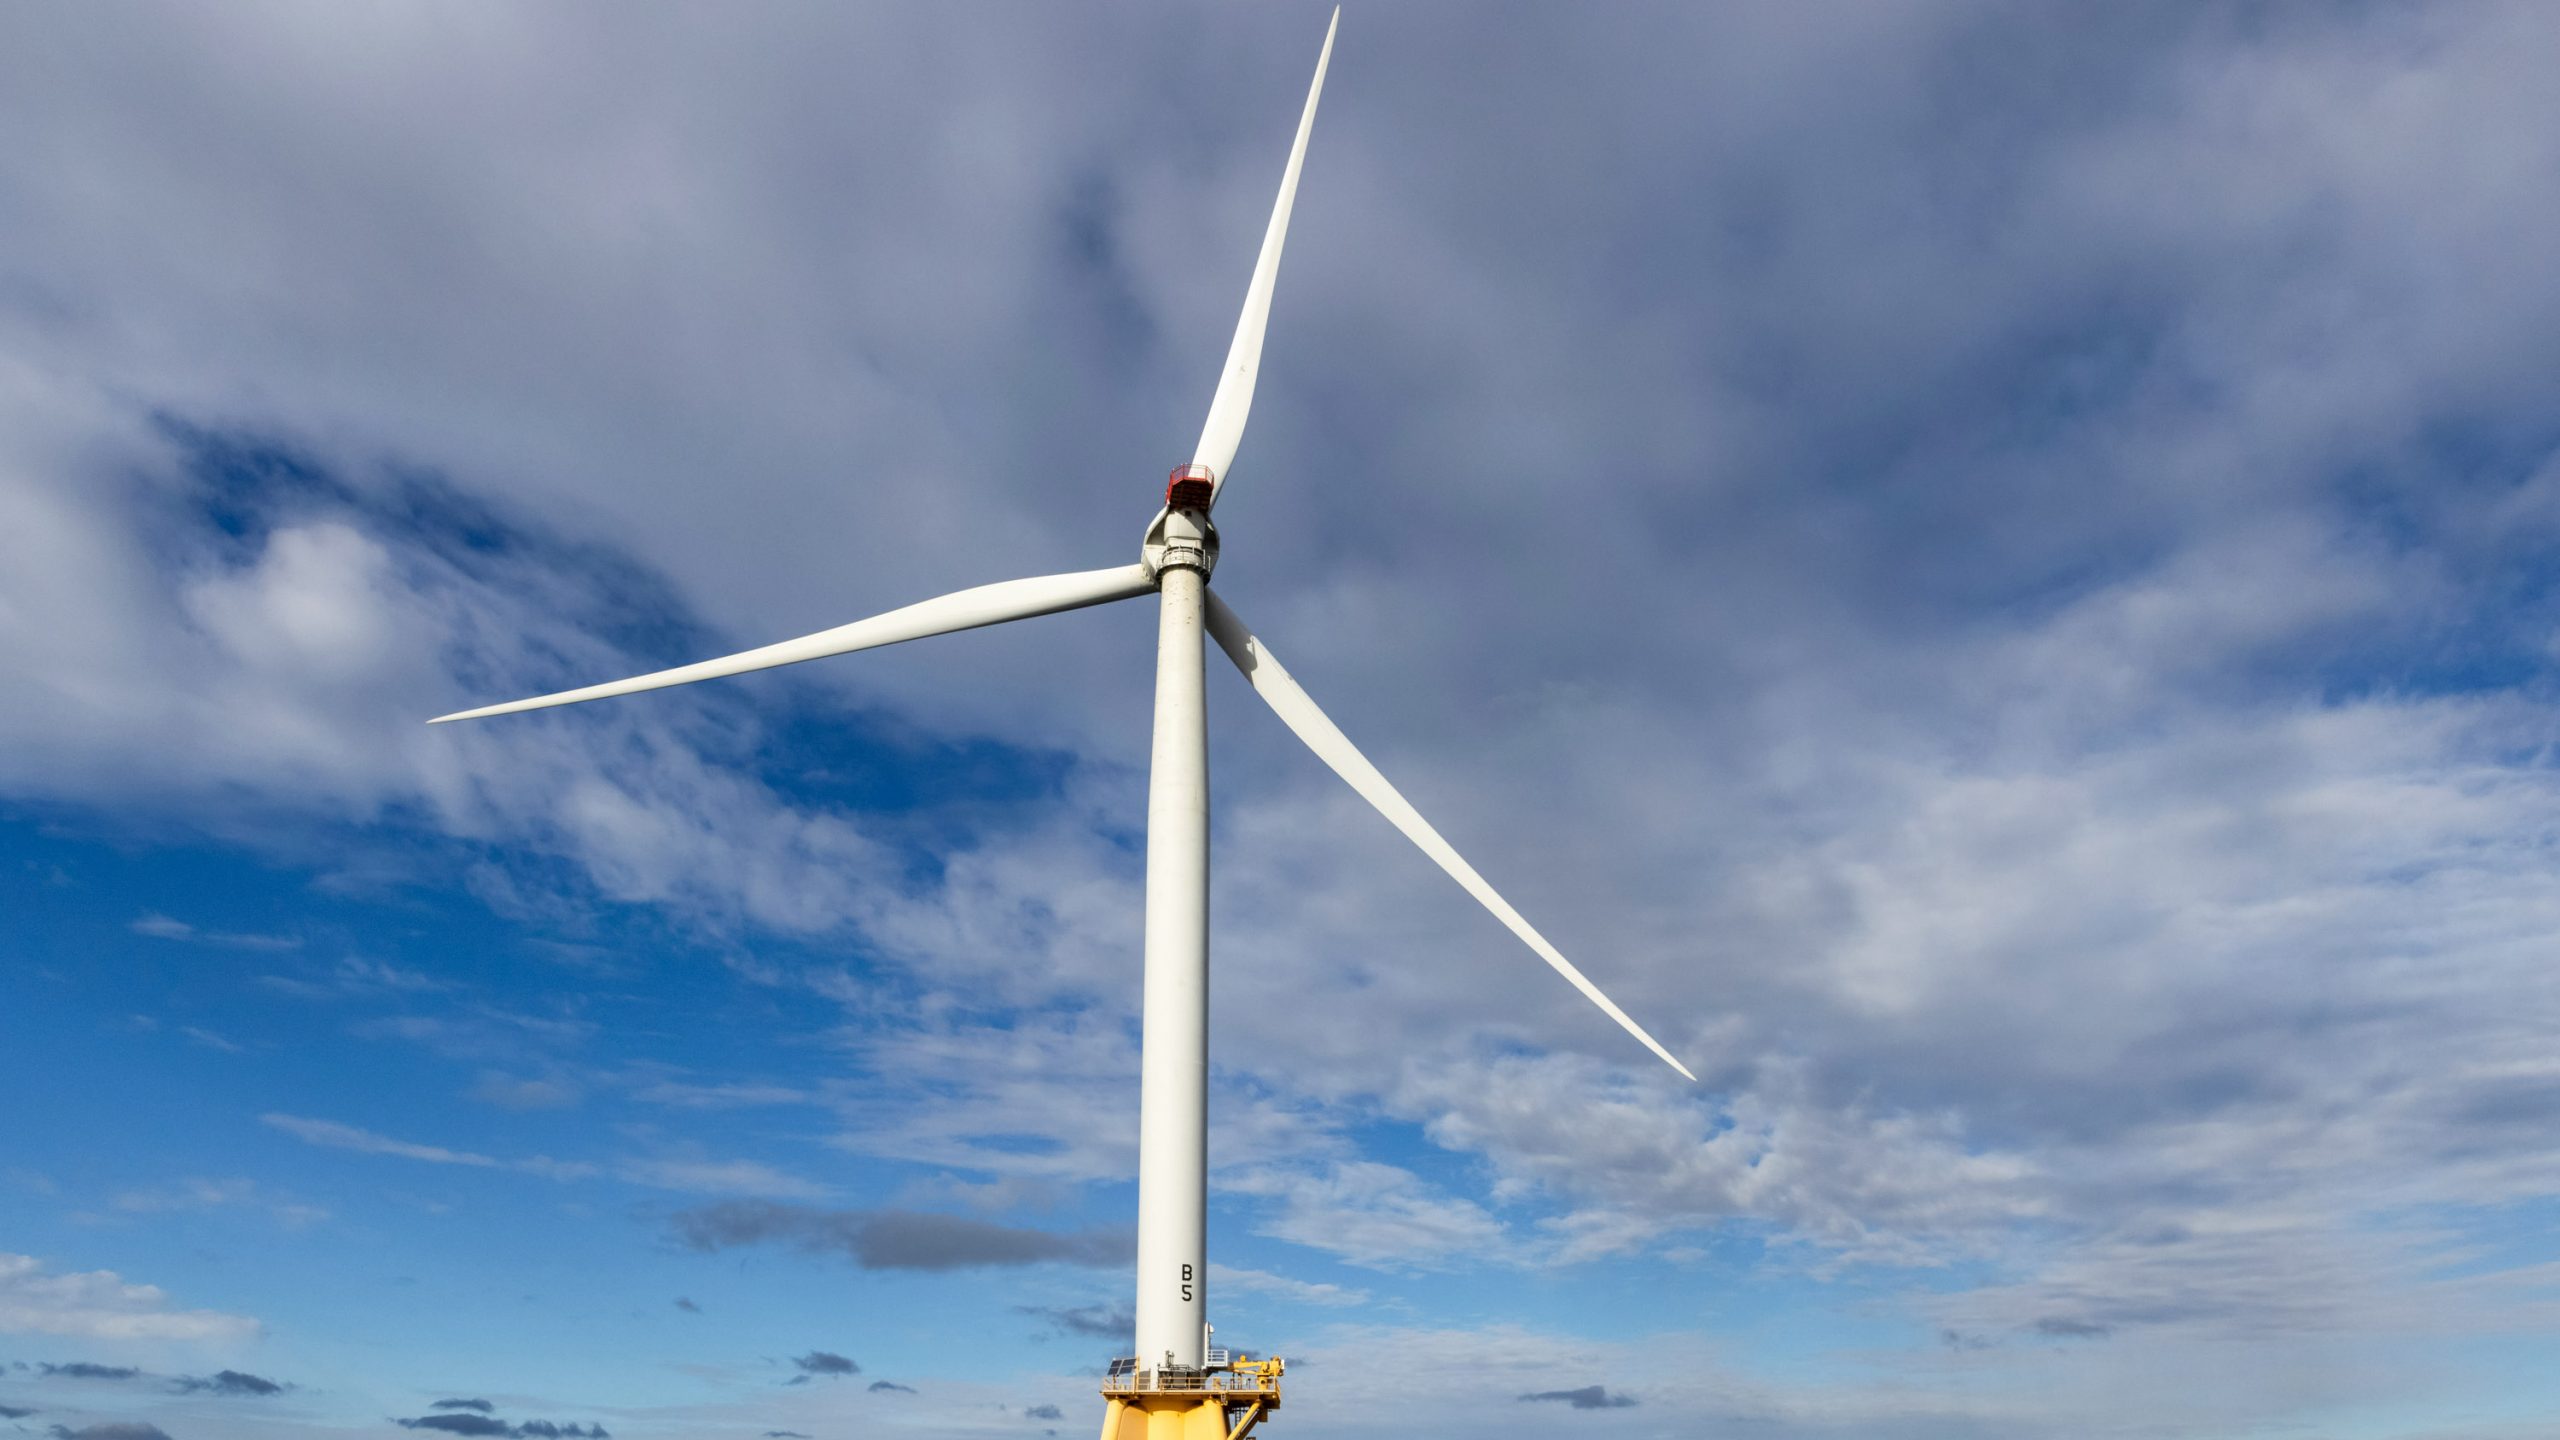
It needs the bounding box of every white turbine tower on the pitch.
[431,13,1691,1437]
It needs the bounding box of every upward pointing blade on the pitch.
[1192,8,1338,502]
[429,563,1154,724]
[1204,590,1697,1082]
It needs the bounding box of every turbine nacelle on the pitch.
[1166,463,1217,512]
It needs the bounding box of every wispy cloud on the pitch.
[261,1111,840,1202]
[1220,1161,1508,1270]
[178,1025,244,1053]
[261,1113,502,1168]
[108,1177,328,1230]
[630,1080,815,1111]
[396,1415,608,1438]
[615,1158,827,1201]
[467,1071,582,1112]
[672,1201,1130,1272]
[174,1368,288,1396]
[1518,1385,1637,1410]
[1210,1264,1368,1308]
[259,956,449,1001]
[790,1351,857,1378]
[259,1113,595,1181]
[129,913,299,951]
[1015,1303,1132,1339]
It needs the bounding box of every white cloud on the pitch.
[260,1112,500,1168]
[128,912,300,952]
[468,1071,583,1111]
[1222,1161,1509,1271]
[825,1012,1142,1186]
[628,1079,817,1111]
[6,3,2560,1432]
[107,1177,329,1230]
[0,1252,259,1342]
[614,1157,829,1201]
[263,1110,834,1199]
[1210,1264,1368,1308]
[179,1026,245,1054]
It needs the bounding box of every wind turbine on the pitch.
[431,11,1691,1436]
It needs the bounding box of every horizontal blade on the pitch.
[1192,7,1337,501]
[1204,589,1695,1081]
[430,563,1154,724]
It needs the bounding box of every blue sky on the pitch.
[7,3,2560,1438]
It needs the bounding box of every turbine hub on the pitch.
[1140,492,1217,583]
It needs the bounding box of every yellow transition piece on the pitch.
[1099,1357,1283,1440]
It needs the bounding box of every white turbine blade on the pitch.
[1192,7,1337,501]
[430,563,1154,725]
[1205,590,1696,1081]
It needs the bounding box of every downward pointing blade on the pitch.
[1204,590,1697,1081]
[429,563,1154,724]
[1192,8,1338,502]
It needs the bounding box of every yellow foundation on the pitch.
[1097,1394,1236,1440]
